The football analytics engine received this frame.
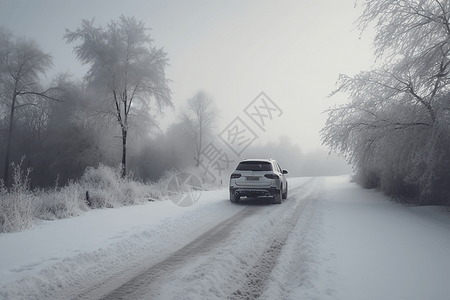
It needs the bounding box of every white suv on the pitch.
[229,158,288,204]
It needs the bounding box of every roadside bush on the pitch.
[353,167,380,190]
[80,164,158,208]
[0,161,36,233]
[0,163,177,233]
[148,168,181,200]
[36,183,88,220]
[80,164,122,208]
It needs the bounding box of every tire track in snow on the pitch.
[228,178,319,299]
[98,206,266,300]
[67,201,246,300]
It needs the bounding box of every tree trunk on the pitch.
[3,94,17,187]
[121,127,127,178]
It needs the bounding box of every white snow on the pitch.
[1,176,449,299]
[324,177,450,300]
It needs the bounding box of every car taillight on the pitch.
[231,173,241,179]
[264,174,279,179]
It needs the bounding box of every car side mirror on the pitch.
[282,170,288,174]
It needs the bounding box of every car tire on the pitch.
[272,189,282,204]
[282,183,288,199]
[230,192,240,204]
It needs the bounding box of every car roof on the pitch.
[240,158,275,163]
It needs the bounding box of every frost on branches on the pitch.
[322,0,450,205]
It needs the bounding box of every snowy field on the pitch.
[1,176,449,299]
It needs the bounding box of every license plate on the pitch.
[246,176,259,181]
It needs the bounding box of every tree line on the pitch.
[322,0,450,206]
[0,16,221,188]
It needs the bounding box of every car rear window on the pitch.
[236,161,273,171]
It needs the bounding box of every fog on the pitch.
[0,0,369,187]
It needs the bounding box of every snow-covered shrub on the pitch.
[35,182,88,220]
[80,164,122,208]
[0,160,36,233]
[79,164,162,208]
[0,162,182,233]
[146,168,181,201]
[353,167,380,190]
[81,164,122,191]
[117,178,150,205]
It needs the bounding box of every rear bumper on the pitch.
[230,187,279,198]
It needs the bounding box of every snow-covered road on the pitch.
[1,176,449,300]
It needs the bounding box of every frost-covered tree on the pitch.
[65,16,172,178]
[0,26,58,186]
[181,91,218,167]
[322,0,450,204]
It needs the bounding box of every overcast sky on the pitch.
[0,0,375,153]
